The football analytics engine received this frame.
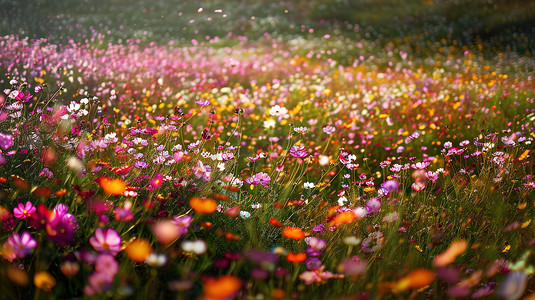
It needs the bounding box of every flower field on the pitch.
[0,0,534,299]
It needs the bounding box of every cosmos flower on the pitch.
[6,232,37,258]
[89,228,122,255]
[361,231,385,253]
[13,202,36,219]
[289,145,308,158]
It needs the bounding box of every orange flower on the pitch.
[126,238,153,262]
[190,197,218,214]
[203,275,241,299]
[96,176,127,195]
[286,252,307,263]
[271,289,286,300]
[225,232,241,241]
[222,185,240,192]
[282,227,305,240]
[54,189,67,196]
[7,265,28,285]
[433,240,467,267]
[393,268,435,293]
[34,271,56,292]
[212,193,229,201]
[329,211,357,226]
[269,218,282,227]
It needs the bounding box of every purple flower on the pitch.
[323,126,335,135]
[312,223,325,233]
[7,232,37,258]
[380,180,399,193]
[305,258,323,270]
[289,145,308,158]
[172,215,193,236]
[365,198,381,213]
[134,161,149,168]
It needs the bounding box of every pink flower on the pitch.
[7,232,37,258]
[13,202,36,219]
[289,145,308,158]
[323,126,335,135]
[196,99,210,106]
[95,254,119,281]
[245,172,271,187]
[89,228,122,255]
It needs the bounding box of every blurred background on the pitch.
[1,0,534,61]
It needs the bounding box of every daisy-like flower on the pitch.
[293,127,308,134]
[289,145,308,158]
[13,202,36,219]
[268,105,288,119]
[323,126,335,135]
[7,231,37,258]
[89,228,122,256]
[196,99,210,106]
[380,180,399,193]
[304,182,315,189]
[245,172,271,187]
[361,231,385,253]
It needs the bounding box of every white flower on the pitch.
[304,182,315,189]
[263,119,276,129]
[181,240,207,255]
[338,196,348,206]
[293,126,308,133]
[146,253,167,267]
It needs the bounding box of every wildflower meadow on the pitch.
[0,0,534,299]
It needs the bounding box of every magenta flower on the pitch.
[13,202,36,219]
[89,228,122,255]
[0,133,14,150]
[7,232,37,258]
[289,145,308,158]
[149,173,164,189]
[196,99,210,106]
[245,172,271,187]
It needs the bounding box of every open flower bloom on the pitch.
[7,232,37,258]
[289,145,308,158]
[89,228,122,255]
[13,202,36,219]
